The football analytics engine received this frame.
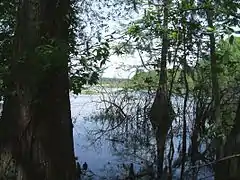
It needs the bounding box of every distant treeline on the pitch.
[99,77,128,85]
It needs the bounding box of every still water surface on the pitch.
[71,94,120,176]
[70,94,213,179]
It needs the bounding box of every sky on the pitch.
[93,3,240,79]
[101,28,240,79]
[102,54,141,79]
[87,2,142,79]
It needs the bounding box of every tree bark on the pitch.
[219,99,240,180]
[180,19,189,180]
[0,0,76,179]
[205,6,221,179]
[149,0,173,178]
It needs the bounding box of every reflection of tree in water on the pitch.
[84,87,217,179]
[85,89,175,179]
[84,89,156,179]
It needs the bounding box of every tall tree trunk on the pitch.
[149,0,173,178]
[219,99,240,179]
[180,22,189,180]
[0,0,76,179]
[206,4,220,126]
[190,101,201,180]
[205,5,221,179]
[190,120,199,180]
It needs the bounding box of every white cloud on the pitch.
[102,54,141,79]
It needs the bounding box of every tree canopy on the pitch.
[0,0,240,179]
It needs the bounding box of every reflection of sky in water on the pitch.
[70,94,213,179]
[70,94,118,175]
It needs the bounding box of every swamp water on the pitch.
[71,95,132,179]
[71,94,213,180]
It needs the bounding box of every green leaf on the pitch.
[206,26,215,32]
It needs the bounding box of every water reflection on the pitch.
[71,94,145,179]
[71,95,118,176]
[70,94,213,179]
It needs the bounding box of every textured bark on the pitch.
[206,6,221,126]
[150,89,173,178]
[218,99,240,180]
[149,1,172,178]
[206,6,221,180]
[0,0,76,179]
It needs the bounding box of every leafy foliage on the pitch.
[86,0,240,179]
[1,0,240,179]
